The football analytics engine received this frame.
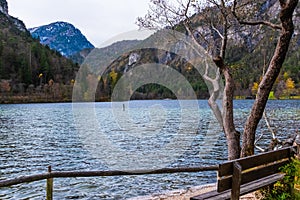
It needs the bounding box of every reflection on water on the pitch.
[0,100,299,199]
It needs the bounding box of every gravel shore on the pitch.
[127,184,259,200]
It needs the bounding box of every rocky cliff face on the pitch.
[29,22,94,57]
[0,0,8,15]
[0,0,26,32]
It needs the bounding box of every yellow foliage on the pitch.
[286,78,295,90]
[109,70,118,86]
[251,82,259,95]
[283,72,289,81]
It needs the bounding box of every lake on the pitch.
[0,100,299,199]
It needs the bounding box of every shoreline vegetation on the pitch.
[1,95,299,104]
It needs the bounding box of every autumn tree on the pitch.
[138,0,298,159]
[251,82,259,96]
[285,77,296,96]
[109,70,119,89]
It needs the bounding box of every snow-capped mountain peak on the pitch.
[29,21,94,57]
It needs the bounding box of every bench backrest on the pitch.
[217,146,296,192]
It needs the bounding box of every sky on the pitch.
[7,0,152,47]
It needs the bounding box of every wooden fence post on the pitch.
[294,135,300,192]
[46,166,53,200]
[296,145,300,162]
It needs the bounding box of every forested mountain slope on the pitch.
[0,0,78,103]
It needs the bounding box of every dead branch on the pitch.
[232,0,282,30]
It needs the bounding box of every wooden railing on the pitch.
[3,144,299,200]
[0,165,218,200]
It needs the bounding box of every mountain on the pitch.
[68,48,93,65]
[74,1,299,101]
[29,21,94,57]
[1,0,298,103]
[0,0,78,103]
[0,0,26,32]
[0,0,8,16]
[74,33,210,101]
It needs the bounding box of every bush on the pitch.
[260,158,300,200]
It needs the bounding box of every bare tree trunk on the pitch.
[138,0,298,160]
[212,2,240,160]
[241,0,298,157]
[214,57,241,160]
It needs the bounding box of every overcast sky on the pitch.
[7,0,152,47]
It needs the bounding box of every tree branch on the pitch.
[263,111,277,140]
[232,0,282,30]
[219,0,228,59]
[238,20,282,30]
[211,23,224,39]
[182,22,224,127]
[183,22,211,53]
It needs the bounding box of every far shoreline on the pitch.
[1,96,300,105]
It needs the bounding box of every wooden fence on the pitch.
[0,165,218,200]
[2,142,299,200]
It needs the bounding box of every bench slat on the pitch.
[218,158,289,192]
[191,146,296,200]
[218,146,294,177]
[191,173,285,200]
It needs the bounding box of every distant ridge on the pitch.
[29,21,94,57]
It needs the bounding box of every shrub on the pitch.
[261,158,300,200]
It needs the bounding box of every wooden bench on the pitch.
[191,146,297,200]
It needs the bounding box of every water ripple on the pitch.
[0,100,299,199]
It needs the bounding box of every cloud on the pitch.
[7,0,150,46]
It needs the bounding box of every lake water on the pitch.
[0,100,299,199]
